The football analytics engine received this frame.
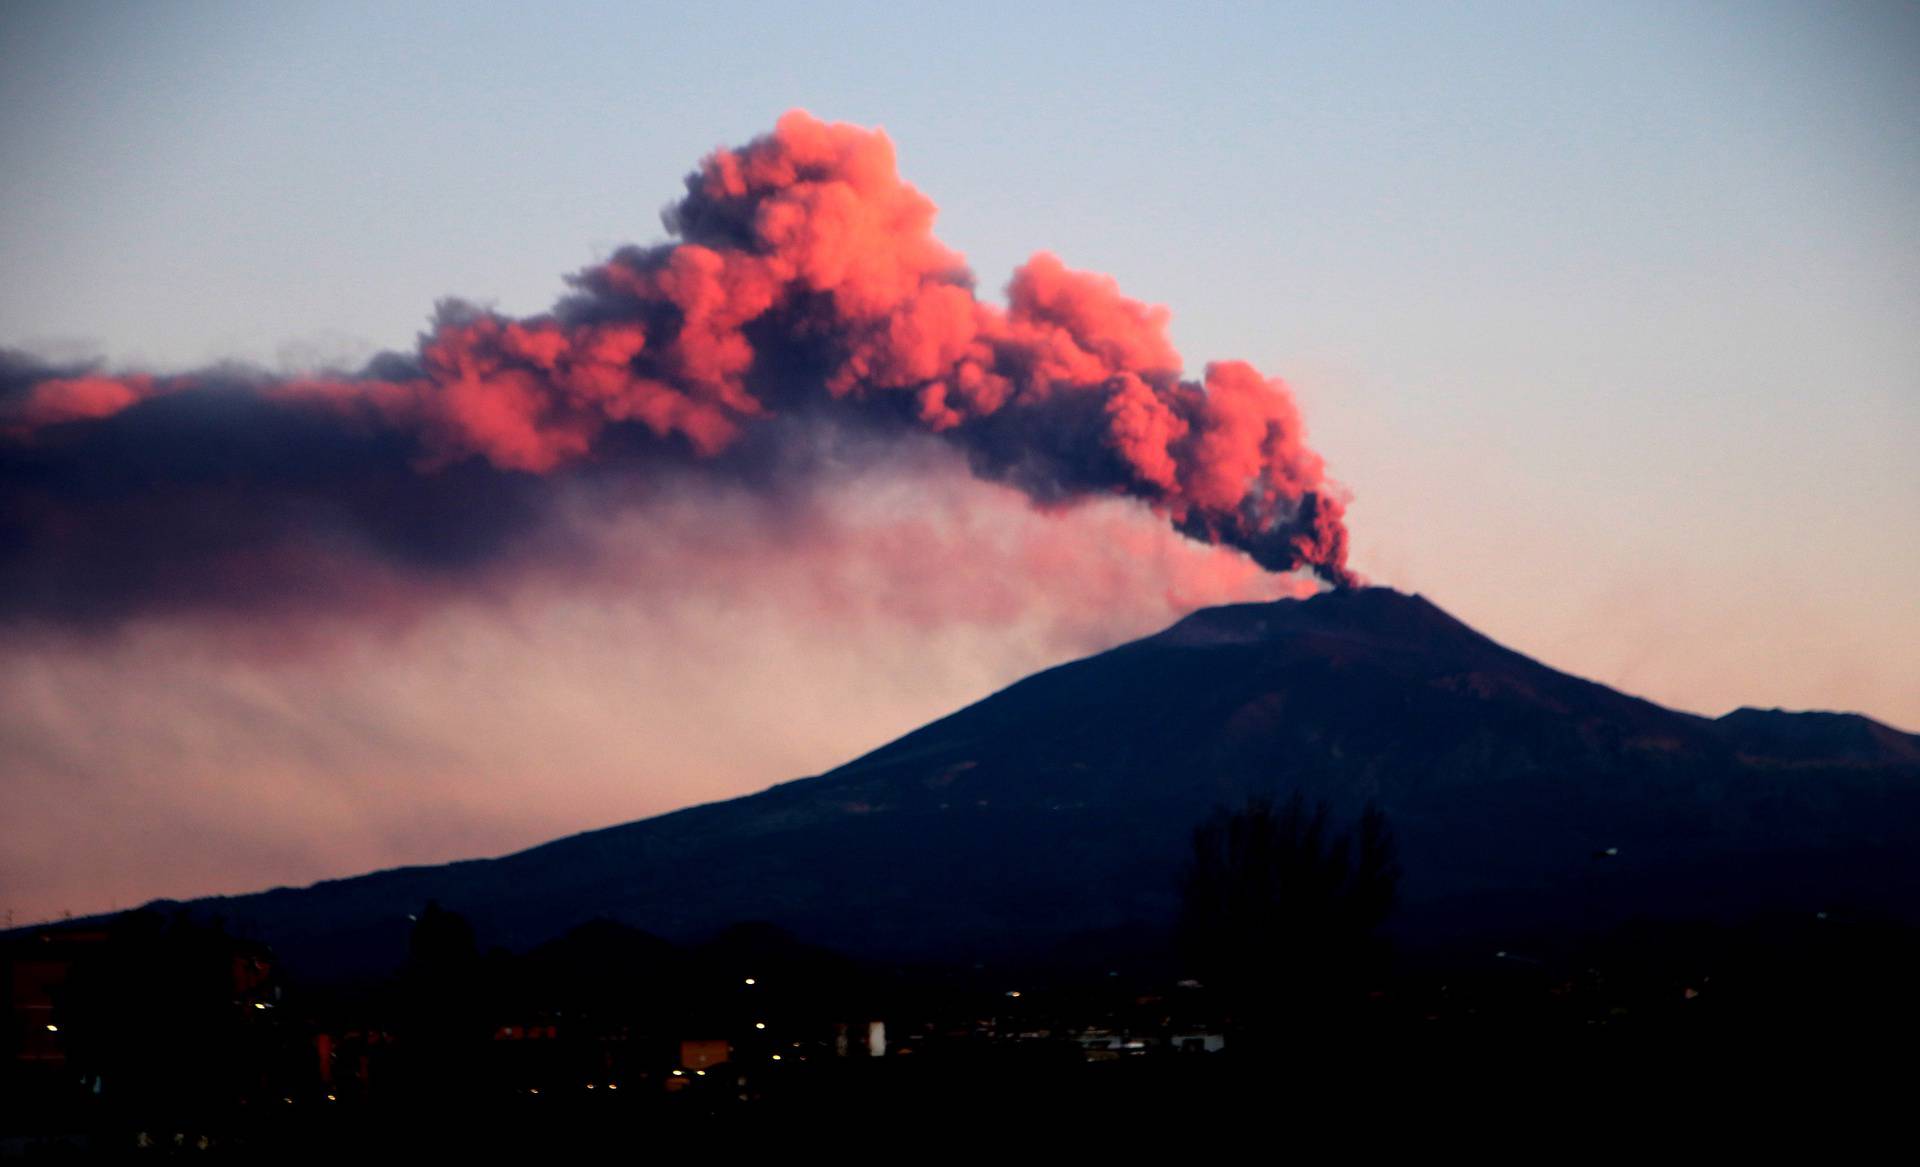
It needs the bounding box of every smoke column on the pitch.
[0,110,1354,623]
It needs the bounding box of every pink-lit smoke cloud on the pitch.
[0,110,1353,626]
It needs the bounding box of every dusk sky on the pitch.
[2,0,1915,924]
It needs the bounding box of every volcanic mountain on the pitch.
[150,588,1920,980]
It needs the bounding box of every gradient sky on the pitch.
[2,0,1915,923]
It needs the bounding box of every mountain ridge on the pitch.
[58,587,1920,980]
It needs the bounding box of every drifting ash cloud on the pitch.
[0,110,1354,628]
[0,449,1307,921]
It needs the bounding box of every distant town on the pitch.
[8,891,1916,1154]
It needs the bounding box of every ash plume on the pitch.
[0,111,1355,624]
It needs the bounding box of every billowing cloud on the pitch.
[0,110,1353,630]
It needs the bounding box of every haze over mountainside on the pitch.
[127,588,1920,981]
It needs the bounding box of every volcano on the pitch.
[145,588,1920,980]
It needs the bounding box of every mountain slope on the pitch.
[154,588,1920,979]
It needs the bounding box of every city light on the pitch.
[744,977,756,985]
[45,1024,58,1032]
[754,1021,766,1030]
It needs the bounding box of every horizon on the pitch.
[2,1,1915,925]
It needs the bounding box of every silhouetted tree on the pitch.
[399,901,485,1102]
[1178,794,1400,1036]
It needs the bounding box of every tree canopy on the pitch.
[1178,794,1400,1031]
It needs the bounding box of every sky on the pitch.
[1,0,1915,923]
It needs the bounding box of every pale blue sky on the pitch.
[2,0,1916,726]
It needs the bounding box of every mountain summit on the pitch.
[151,588,1920,979]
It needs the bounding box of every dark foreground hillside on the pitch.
[6,902,1916,1155]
